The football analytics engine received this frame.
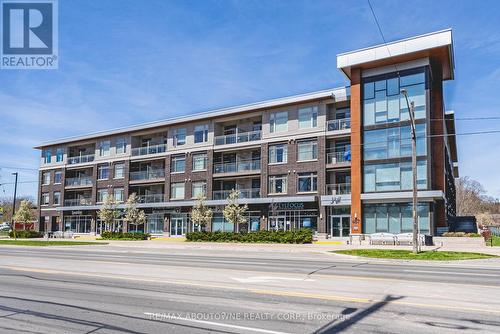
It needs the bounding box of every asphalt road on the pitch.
[0,245,499,333]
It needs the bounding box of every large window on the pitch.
[297,140,317,161]
[192,153,207,171]
[171,182,185,199]
[42,172,50,185]
[269,175,287,194]
[99,140,111,156]
[363,69,426,126]
[364,124,426,160]
[43,150,51,164]
[194,124,209,143]
[171,155,186,173]
[98,165,109,180]
[192,181,207,198]
[54,171,62,184]
[97,189,109,203]
[173,128,186,146]
[116,138,127,154]
[56,148,64,162]
[363,160,427,192]
[114,163,125,179]
[298,106,318,129]
[41,193,49,205]
[269,144,287,164]
[270,111,288,133]
[212,215,234,232]
[64,216,92,233]
[114,188,124,202]
[53,192,61,205]
[297,172,317,192]
[363,203,430,234]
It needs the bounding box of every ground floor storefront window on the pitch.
[211,212,261,232]
[64,215,92,233]
[363,203,430,234]
[147,214,164,234]
[97,219,124,234]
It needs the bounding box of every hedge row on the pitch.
[442,232,481,237]
[9,230,43,238]
[100,231,150,240]
[186,229,313,244]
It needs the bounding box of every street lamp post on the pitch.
[11,172,18,239]
[401,89,419,254]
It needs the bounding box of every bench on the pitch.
[369,233,396,245]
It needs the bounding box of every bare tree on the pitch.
[455,177,486,216]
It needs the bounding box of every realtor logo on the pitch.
[1,0,58,69]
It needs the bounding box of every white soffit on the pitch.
[337,29,453,78]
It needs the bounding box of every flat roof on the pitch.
[35,86,349,149]
[337,29,454,80]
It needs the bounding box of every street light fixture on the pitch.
[400,89,420,254]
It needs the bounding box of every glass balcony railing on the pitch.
[137,194,165,203]
[131,143,167,157]
[129,169,165,181]
[212,188,261,200]
[67,154,95,165]
[326,183,351,195]
[327,118,351,131]
[65,176,93,187]
[326,150,351,164]
[64,198,92,206]
[213,159,261,174]
[214,130,261,146]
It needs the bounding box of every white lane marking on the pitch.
[231,276,315,283]
[404,269,500,277]
[143,313,292,334]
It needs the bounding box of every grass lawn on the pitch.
[0,240,108,246]
[333,249,497,261]
[487,235,500,247]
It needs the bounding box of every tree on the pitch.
[98,195,120,232]
[12,200,36,239]
[191,195,213,231]
[455,177,486,216]
[476,212,494,228]
[223,189,248,232]
[124,193,146,232]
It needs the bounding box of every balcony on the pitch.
[326,183,351,195]
[137,194,165,203]
[213,188,261,200]
[131,143,167,157]
[213,159,261,174]
[129,169,165,181]
[64,198,92,206]
[327,150,351,165]
[65,176,93,187]
[327,118,351,132]
[67,154,95,165]
[214,130,261,146]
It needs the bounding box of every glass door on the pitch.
[330,215,351,237]
[170,217,186,236]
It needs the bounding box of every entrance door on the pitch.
[170,217,186,236]
[330,216,351,237]
[268,216,286,231]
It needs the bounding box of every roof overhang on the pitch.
[337,29,454,80]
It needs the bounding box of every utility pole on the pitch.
[401,89,419,254]
[11,172,18,239]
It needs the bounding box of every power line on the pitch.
[0,166,38,171]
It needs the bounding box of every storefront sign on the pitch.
[269,202,305,211]
[71,211,82,215]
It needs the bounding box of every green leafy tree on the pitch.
[124,193,147,232]
[13,200,36,239]
[191,195,213,231]
[98,195,120,232]
[223,189,248,232]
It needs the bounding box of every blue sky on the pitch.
[1,0,500,201]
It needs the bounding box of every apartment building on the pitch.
[35,29,458,237]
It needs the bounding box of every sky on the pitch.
[1,0,500,201]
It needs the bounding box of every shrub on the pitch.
[100,231,150,240]
[186,229,313,244]
[9,230,43,238]
[442,232,481,237]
